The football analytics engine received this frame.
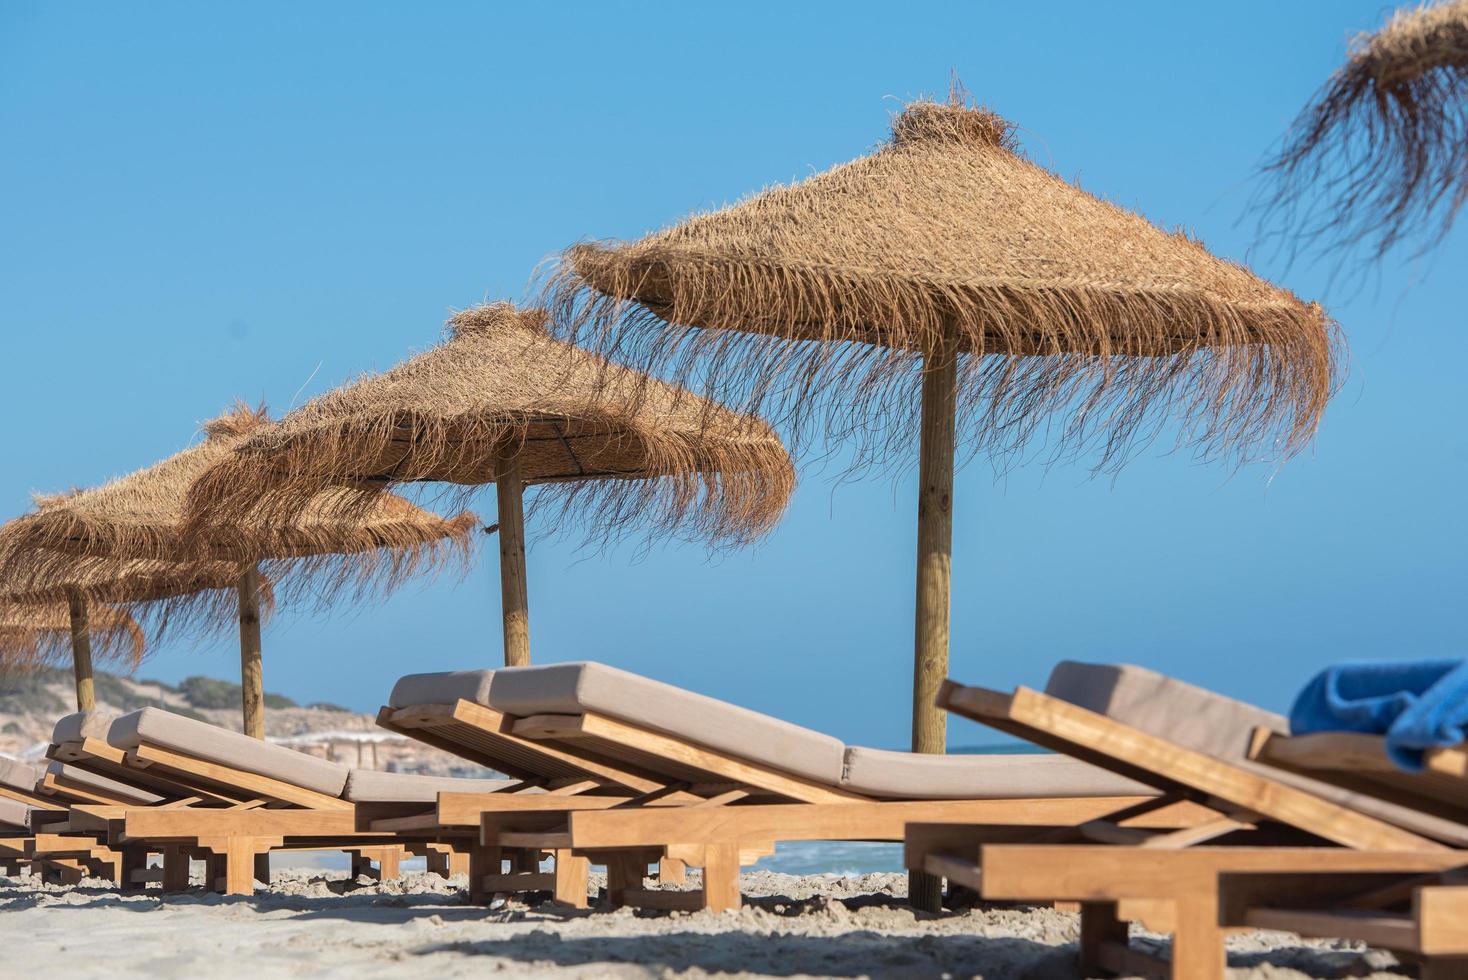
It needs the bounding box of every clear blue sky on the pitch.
[2,2,1463,749]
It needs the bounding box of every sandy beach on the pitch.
[1,866,1413,979]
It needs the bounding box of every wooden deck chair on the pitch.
[378,667,756,907]
[937,661,1468,849]
[939,842,1468,980]
[0,783,39,877]
[49,706,513,895]
[907,661,1468,978]
[386,662,1199,912]
[1,751,172,885]
[1248,728,1468,826]
[1,754,69,830]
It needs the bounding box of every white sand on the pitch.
[0,867,1412,978]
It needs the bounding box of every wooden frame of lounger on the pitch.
[919,842,1468,980]
[937,680,1452,851]
[901,679,1468,978]
[380,697,1213,912]
[46,735,446,895]
[1249,728,1468,822]
[0,833,32,877]
[1,756,170,884]
[377,699,727,906]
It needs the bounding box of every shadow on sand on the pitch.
[3,876,1406,979]
[410,931,1078,979]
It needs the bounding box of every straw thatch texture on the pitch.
[0,547,271,644]
[0,404,478,609]
[0,601,144,671]
[1262,0,1468,258]
[187,304,795,546]
[547,100,1340,473]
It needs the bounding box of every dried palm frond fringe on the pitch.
[0,601,145,671]
[0,403,478,616]
[186,304,795,548]
[0,548,276,646]
[1261,0,1468,258]
[543,100,1341,475]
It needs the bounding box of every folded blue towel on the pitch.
[1289,659,1468,771]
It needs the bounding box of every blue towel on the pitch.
[1289,659,1468,771]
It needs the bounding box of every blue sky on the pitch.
[2,1,1464,749]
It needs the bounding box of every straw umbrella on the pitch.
[0,549,261,711]
[546,97,1337,783]
[187,303,795,667]
[0,600,145,678]
[1262,0,1468,257]
[0,404,478,737]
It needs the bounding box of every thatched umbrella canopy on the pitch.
[188,303,795,667]
[0,404,478,737]
[0,546,260,710]
[0,600,144,677]
[1262,0,1468,258]
[545,98,1339,909]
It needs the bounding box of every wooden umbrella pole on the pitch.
[912,322,958,755]
[237,564,265,739]
[66,587,96,712]
[496,451,531,668]
[909,320,958,914]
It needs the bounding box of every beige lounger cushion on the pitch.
[1045,661,1287,761]
[0,794,31,831]
[840,748,1159,800]
[487,662,847,785]
[51,711,117,746]
[45,761,164,805]
[0,754,41,793]
[388,670,495,709]
[1046,661,1468,847]
[107,708,350,798]
[342,769,518,803]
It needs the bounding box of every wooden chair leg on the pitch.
[423,848,447,878]
[377,846,401,881]
[658,857,687,886]
[1170,893,1224,980]
[253,852,271,886]
[605,853,648,908]
[46,859,85,887]
[467,844,501,905]
[206,853,227,892]
[448,848,470,878]
[119,847,149,893]
[96,850,124,884]
[552,849,589,909]
[700,844,741,913]
[162,846,191,892]
[214,838,258,896]
[1079,902,1129,975]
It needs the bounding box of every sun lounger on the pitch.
[1249,728,1468,819]
[0,790,33,862]
[1,754,64,815]
[930,842,1468,980]
[47,707,513,894]
[384,661,1182,911]
[0,751,170,883]
[909,661,1468,979]
[379,666,777,905]
[940,661,1468,848]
